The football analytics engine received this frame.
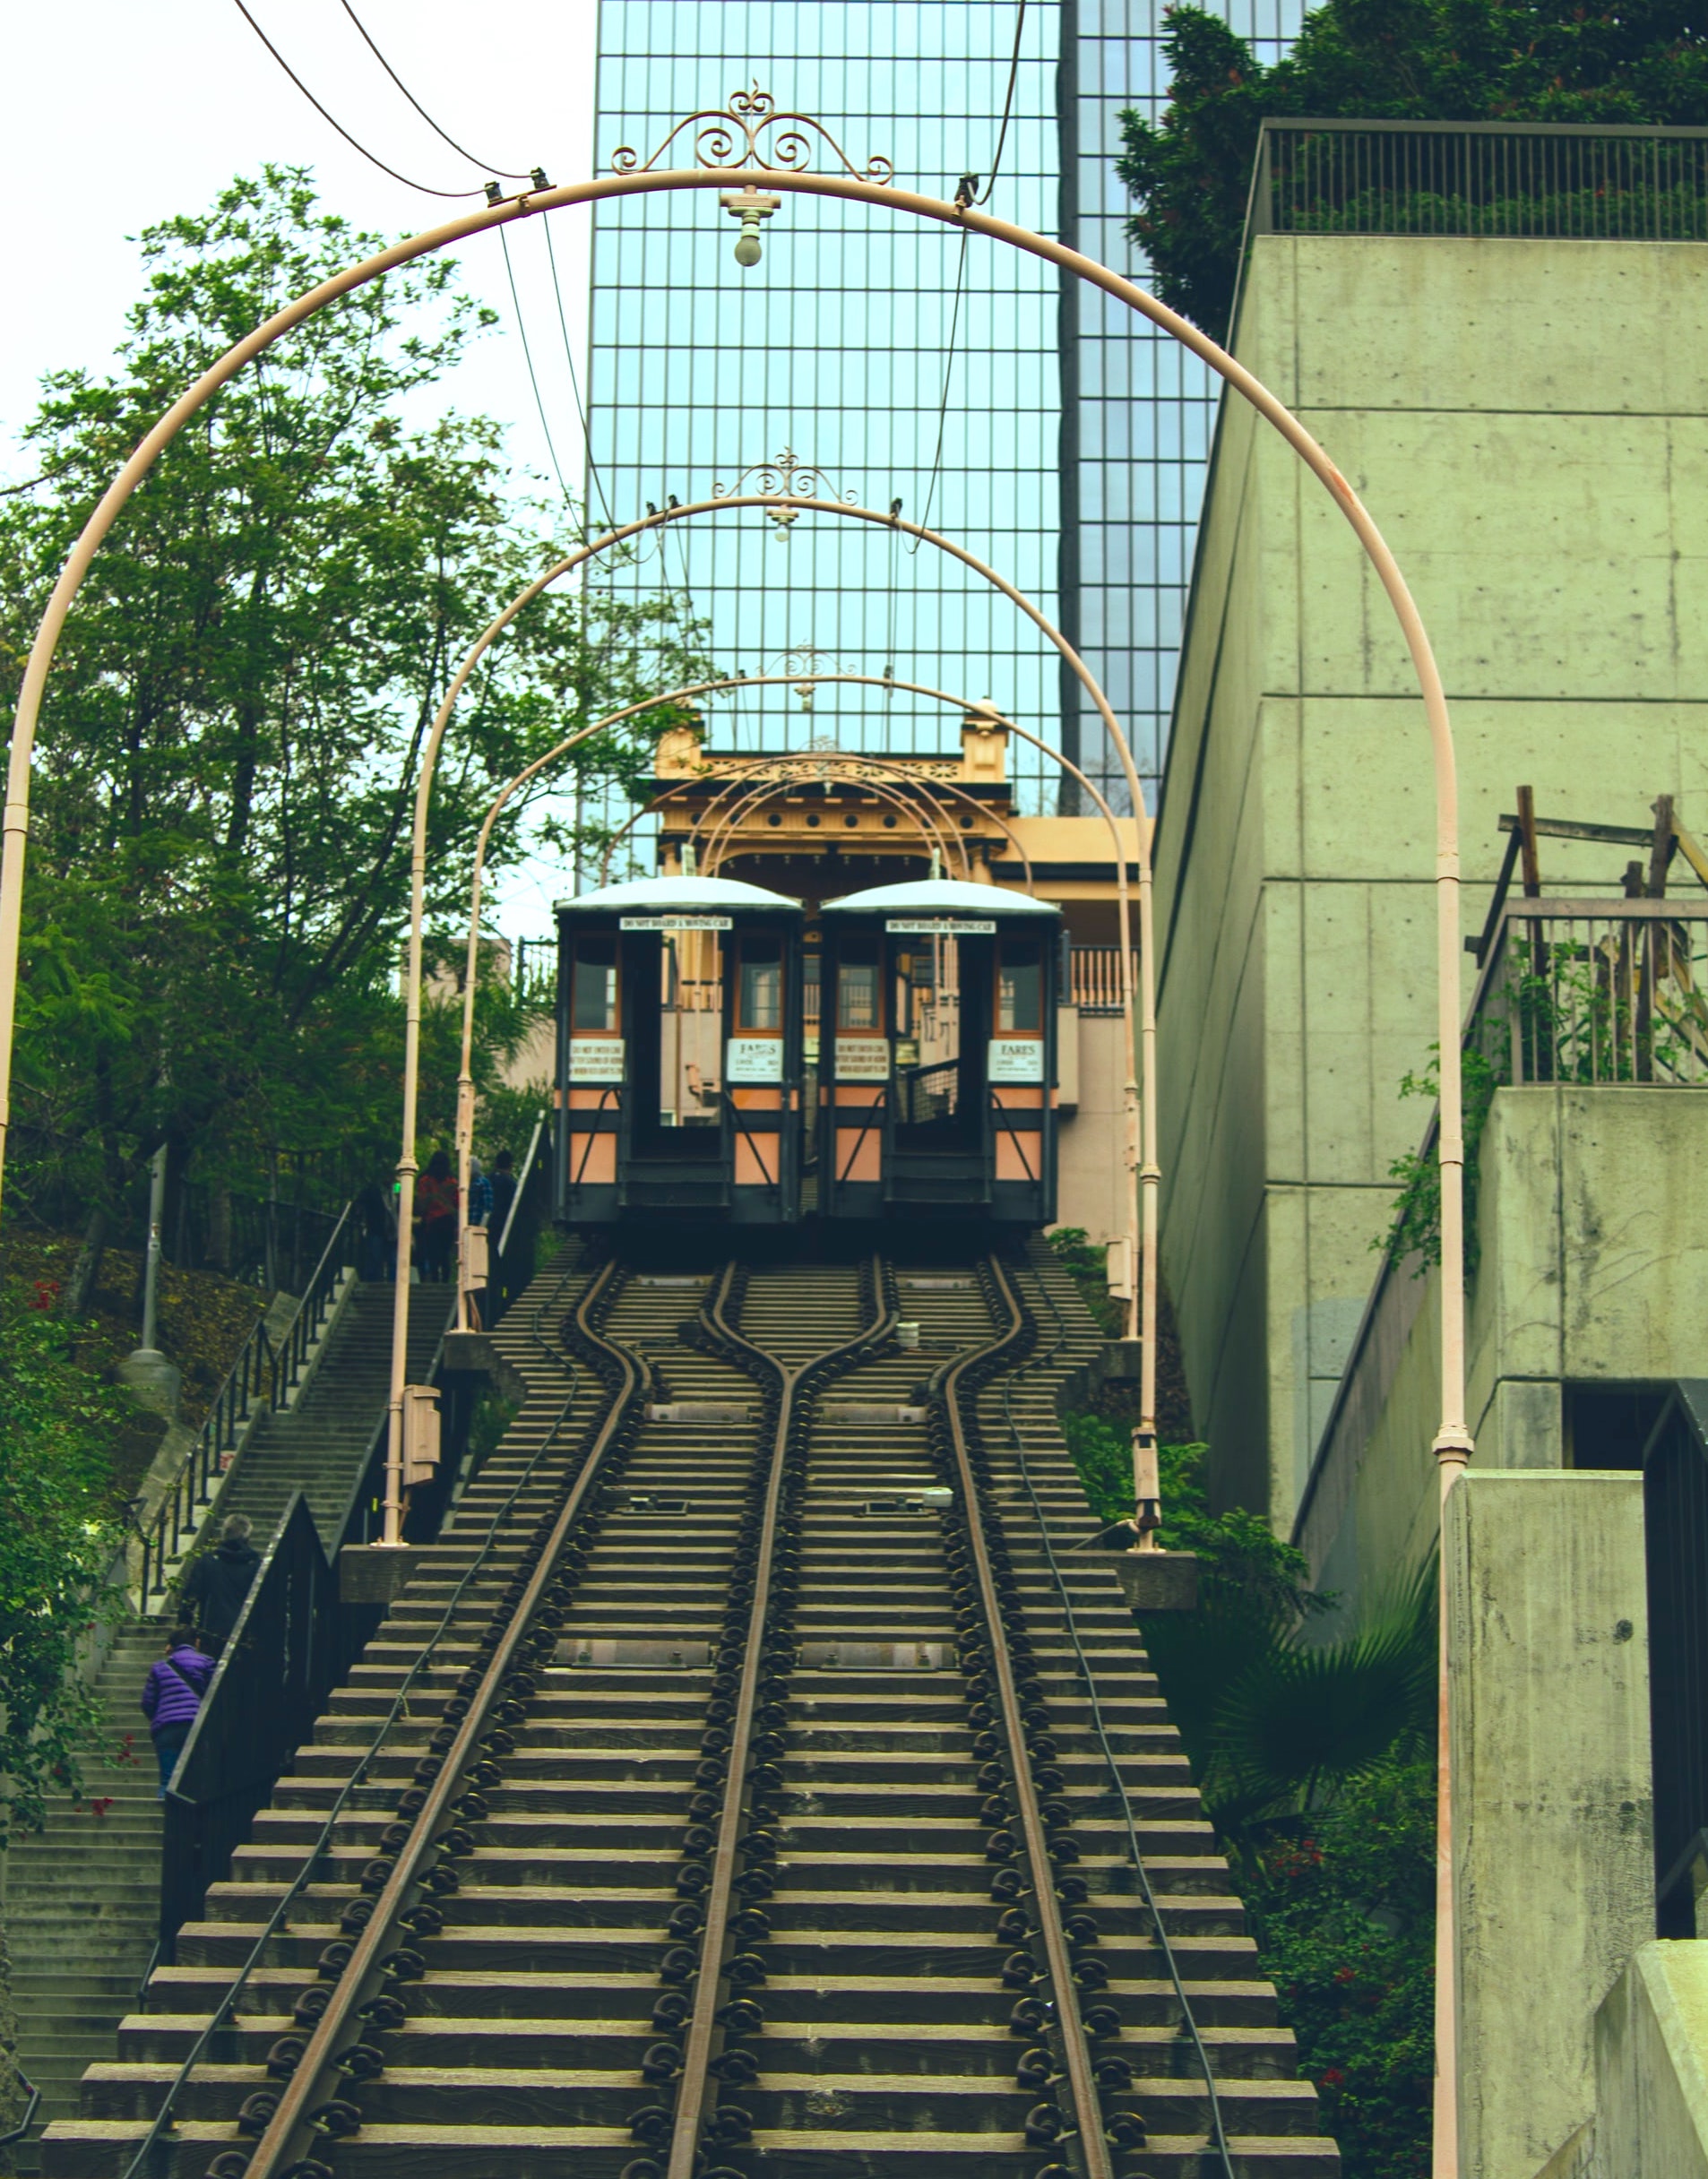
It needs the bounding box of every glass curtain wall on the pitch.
[587,1,1065,814]
[586,0,1301,833]
[1065,0,1299,811]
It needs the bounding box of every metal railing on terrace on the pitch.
[1470,900,1708,1089]
[1248,118,1708,245]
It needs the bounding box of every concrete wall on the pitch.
[1296,1087,1708,1599]
[1446,1470,1654,2178]
[1155,236,1708,1525]
[1055,1012,1130,1245]
[1589,1943,1708,2179]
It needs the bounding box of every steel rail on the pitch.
[238,1253,657,2178]
[993,1250,1238,2178]
[659,1255,893,2179]
[114,1244,599,2179]
[934,1260,1116,2179]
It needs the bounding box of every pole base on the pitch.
[339,1543,421,1604]
[1111,1549,1199,1613]
[117,1348,181,1423]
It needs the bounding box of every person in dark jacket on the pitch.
[487,1149,517,1241]
[181,1513,261,1657]
[141,1627,214,1795]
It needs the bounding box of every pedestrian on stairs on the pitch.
[141,1627,213,1796]
[415,1149,458,1282]
[181,1512,261,1658]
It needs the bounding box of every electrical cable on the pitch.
[909,2,1026,550]
[998,1248,1239,2179]
[976,0,1029,205]
[907,230,969,555]
[499,227,578,508]
[228,0,486,198]
[542,217,617,533]
[336,0,531,177]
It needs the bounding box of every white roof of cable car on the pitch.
[819,877,1058,917]
[554,874,802,914]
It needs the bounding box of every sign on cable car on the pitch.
[619,915,732,931]
[835,1037,891,1082]
[726,1038,784,1083]
[885,917,996,935]
[988,1038,1045,1084]
[568,1038,625,1082]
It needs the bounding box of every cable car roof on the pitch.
[554,874,803,915]
[819,877,1059,919]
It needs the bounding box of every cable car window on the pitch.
[572,936,618,1032]
[838,962,879,1031]
[739,940,782,1032]
[998,949,1043,1034]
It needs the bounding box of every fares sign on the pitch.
[988,1038,1044,1084]
[835,1037,891,1082]
[568,1038,625,1083]
[726,1038,783,1084]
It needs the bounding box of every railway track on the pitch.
[44,1239,1339,2178]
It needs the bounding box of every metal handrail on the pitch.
[136,1200,354,1611]
[1247,116,1708,245]
[0,2068,40,2149]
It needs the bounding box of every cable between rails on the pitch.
[117,1244,601,2179]
[992,1251,1238,2179]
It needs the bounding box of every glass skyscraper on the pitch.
[587,0,1298,820]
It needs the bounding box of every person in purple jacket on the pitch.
[141,1626,214,1796]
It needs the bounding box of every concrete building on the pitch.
[1152,230,1708,1528]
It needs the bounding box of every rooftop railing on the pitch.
[1248,117,1708,245]
[1470,900,1708,1089]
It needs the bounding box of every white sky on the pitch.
[3,0,603,940]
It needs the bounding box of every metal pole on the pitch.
[141,1142,166,1354]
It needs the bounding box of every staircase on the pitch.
[5,1624,165,2173]
[207,1282,451,1550]
[5,1282,451,2172]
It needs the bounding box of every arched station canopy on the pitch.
[820,875,1059,919]
[553,874,803,916]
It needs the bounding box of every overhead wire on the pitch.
[543,217,617,533]
[498,227,579,507]
[335,0,532,177]
[908,2,1026,552]
[227,0,486,198]
[975,0,1029,205]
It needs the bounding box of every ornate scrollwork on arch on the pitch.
[611,84,894,187]
[711,448,858,508]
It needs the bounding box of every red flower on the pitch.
[1321,2068,1345,2089]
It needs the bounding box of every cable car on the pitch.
[815,877,1062,1226]
[554,874,805,1226]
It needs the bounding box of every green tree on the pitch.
[1117,0,1708,341]
[1,168,708,1227]
[1244,1754,1436,2177]
[0,1290,128,1835]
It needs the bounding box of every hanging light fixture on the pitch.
[722,186,780,267]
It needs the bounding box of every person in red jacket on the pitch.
[415,1148,457,1282]
[141,1627,214,1796]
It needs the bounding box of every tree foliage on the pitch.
[2,168,708,1221]
[1117,0,1708,340]
[0,1289,127,1834]
[1244,1755,1436,2177]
